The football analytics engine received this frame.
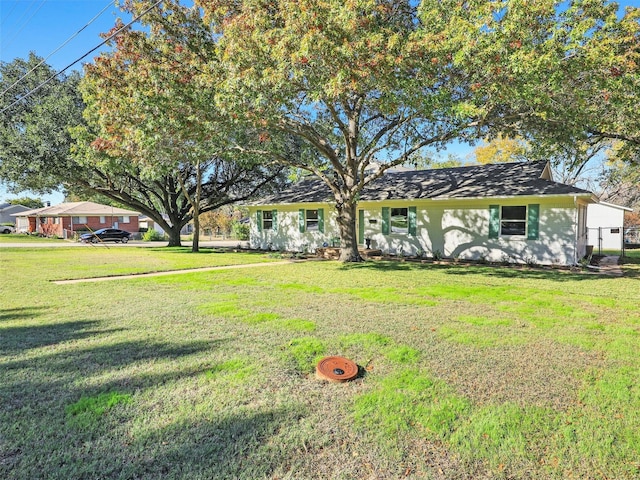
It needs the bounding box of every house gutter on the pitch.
[250,193,595,207]
[574,195,579,265]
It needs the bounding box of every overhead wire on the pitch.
[0,0,21,28]
[2,0,48,52]
[1,0,38,29]
[0,0,163,116]
[1,0,116,98]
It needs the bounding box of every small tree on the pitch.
[200,207,235,238]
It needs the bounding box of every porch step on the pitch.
[316,247,382,260]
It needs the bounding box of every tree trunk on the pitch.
[191,162,202,253]
[167,225,182,247]
[192,209,200,252]
[336,201,363,262]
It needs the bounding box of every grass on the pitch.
[0,233,68,243]
[0,246,278,280]
[621,248,640,265]
[1,247,639,479]
[66,392,133,428]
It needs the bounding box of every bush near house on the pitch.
[142,228,165,242]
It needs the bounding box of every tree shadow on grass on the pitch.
[0,320,124,355]
[338,259,636,281]
[338,260,414,272]
[0,337,229,423]
[0,306,50,322]
[0,329,300,480]
[118,407,305,479]
[443,264,640,281]
[2,337,223,373]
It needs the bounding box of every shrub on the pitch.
[142,228,164,241]
[232,221,249,240]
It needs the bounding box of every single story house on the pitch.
[0,202,30,225]
[586,201,633,251]
[13,201,140,238]
[247,160,597,266]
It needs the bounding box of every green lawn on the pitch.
[0,246,276,281]
[0,233,69,243]
[1,248,639,479]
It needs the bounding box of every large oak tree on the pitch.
[80,4,285,250]
[0,53,281,247]
[109,0,639,259]
[188,0,638,261]
[0,54,84,194]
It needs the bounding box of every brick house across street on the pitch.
[13,201,140,239]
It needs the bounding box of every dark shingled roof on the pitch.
[253,161,593,205]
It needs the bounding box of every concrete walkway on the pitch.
[588,255,624,277]
[52,260,292,285]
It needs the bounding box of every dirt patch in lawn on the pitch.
[427,339,605,409]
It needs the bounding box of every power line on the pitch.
[1,1,117,98]
[2,0,48,52]
[0,0,163,116]
[0,0,21,28]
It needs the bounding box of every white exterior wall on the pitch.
[586,203,628,250]
[249,204,340,252]
[250,196,587,265]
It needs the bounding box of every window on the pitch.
[119,216,130,223]
[381,206,417,236]
[72,216,87,225]
[390,208,408,234]
[257,210,277,232]
[298,208,324,233]
[263,210,273,230]
[501,206,527,236]
[100,216,106,224]
[306,209,319,231]
[489,204,538,239]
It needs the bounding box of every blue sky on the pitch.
[1,0,129,73]
[1,0,131,204]
[0,0,638,204]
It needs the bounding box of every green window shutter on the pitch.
[257,210,263,233]
[318,208,324,233]
[272,210,277,231]
[489,205,500,238]
[358,209,365,244]
[527,204,540,240]
[408,206,417,236]
[381,207,390,235]
[299,209,305,233]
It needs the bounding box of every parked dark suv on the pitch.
[80,228,132,243]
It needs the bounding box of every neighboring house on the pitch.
[248,161,597,266]
[0,202,30,225]
[13,201,140,238]
[139,215,192,236]
[586,201,633,251]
